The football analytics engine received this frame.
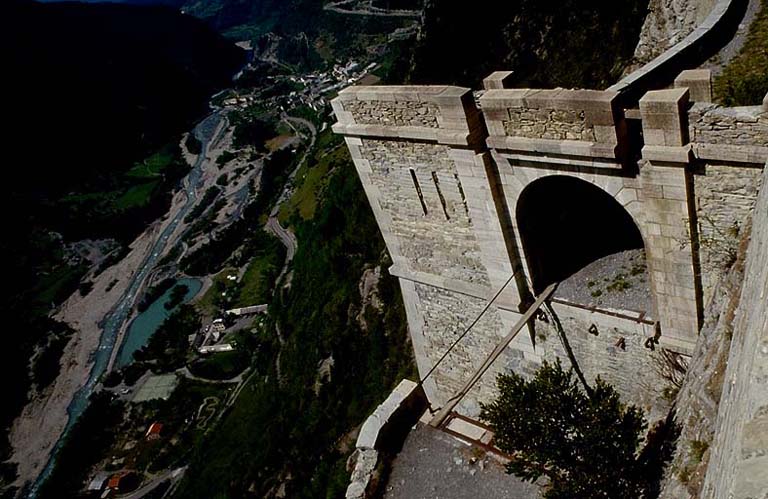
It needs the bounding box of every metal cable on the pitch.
[419,272,516,385]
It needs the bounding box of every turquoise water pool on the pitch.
[115,277,202,368]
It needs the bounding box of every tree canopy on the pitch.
[481,360,647,498]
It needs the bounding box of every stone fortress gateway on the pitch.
[331,69,767,421]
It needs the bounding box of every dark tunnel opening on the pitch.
[517,175,645,294]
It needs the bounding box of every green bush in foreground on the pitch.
[481,360,650,498]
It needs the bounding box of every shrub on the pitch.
[481,360,647,498]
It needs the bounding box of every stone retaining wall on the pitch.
[694,163,764,307]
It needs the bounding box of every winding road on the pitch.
[324,0,420,17]
[265,116,317,287]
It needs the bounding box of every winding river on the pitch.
[28,112,224,497]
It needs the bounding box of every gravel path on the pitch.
[553,249,654,316]
[384,424,539,499]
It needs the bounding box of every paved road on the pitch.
[265,116,317,287]
[324,0,419,17]
[121,466,186,499]
[177,366,245,384]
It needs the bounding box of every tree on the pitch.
[481,359,647,499]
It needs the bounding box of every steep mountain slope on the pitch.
[410,0,650,88]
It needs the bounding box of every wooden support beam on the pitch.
[429,282,558,428]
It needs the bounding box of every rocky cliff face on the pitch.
[660,163,768,498]
[702,162,768,498]
[631,0,717,66]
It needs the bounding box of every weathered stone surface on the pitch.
[640,87,690,146]
[480,88,622,150]
[689,103,768,148]
[502,107,596,141]
[356,379,424,449]
[703,164,768,499]
[535,302,670,420]
[694,163,763,307]
[410,283,513,415]
[482,71,515,90]
[631,0,717,65]
[360,139,491,287]
[674,69,713,103]
[343,99,441,128]
[345,448,379,499]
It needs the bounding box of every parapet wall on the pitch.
[332,86,485,147]
[689,103,768,163]
[480,88,626,161]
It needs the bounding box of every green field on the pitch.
[126,148,177,178]
[115,180,160,209]
[278,130,346,224]
[196,267,239,315]
[235,242,282,307]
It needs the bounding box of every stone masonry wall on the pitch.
[334,84,765,431]
[360,138,491,286]
[342,100,441,128]
[502,108,596,141]
[689,103,768,147]
[480,89,623,161]
[694,163,764,307]
[534,303,669,420]
[411,283,512,416]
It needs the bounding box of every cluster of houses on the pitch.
[193,304,268,355]
[220,58,379,116]
[85,423,165,497]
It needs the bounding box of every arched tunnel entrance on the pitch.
[516,176,645,297]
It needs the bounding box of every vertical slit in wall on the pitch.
[432,171,450,220]
[454,173,470,217]
[410,168,428,216]
[685,169,705,331]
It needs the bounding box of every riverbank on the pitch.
[7,113,234,494]
[9,219,160,490]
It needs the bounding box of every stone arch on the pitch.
[514,174,646,294]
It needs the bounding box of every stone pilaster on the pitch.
[639,88,700,348]
[482,71,515,90]
[674,69,713,103]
